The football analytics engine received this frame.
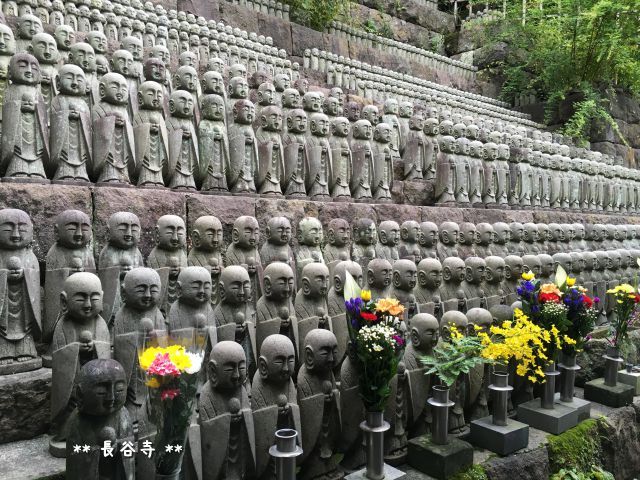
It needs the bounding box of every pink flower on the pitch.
[393,335,405,346]
[147,353,180,377]
[160,388,180,401]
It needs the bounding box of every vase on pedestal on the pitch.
[540,361,560,410]
[428,385,454,445]
[604,346,623,387]
[489,372,512,426]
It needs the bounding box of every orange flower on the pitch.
[540,283,561,296]
[376,298,405,317]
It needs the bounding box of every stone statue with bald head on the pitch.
[419,221,439,260]
[415,258,443,313]
[50,272,110,457]
[199,341,256,480]
[351,218,377,283]
[399,220,422,262]
[228,98,259,194]
[198,93,230,193]
[375,220,400,261]
[391,259,418,319]
[367,258,393,300]
[166,89,199,190]
[439,256,466,312]
[256,262,296,356]
[294,262,330,356]
[260,216,294,273]
[295,217,325,286]
[324,218,351,273]
[436,221,459,261]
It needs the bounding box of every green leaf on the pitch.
[555,265,567,288]
[344,270,361,301]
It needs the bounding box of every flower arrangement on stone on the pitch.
[517,266,597,359]
[344,272,405,412]
[139,345,203,475]
[606,283,640,351]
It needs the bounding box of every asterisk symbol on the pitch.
[174,445,183,453]
[165,445,174,453]
[73,445,81,453]
[82,445,91,453]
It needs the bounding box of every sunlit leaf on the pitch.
[555,265,567,288]
[344,270,361,301]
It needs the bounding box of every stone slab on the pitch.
[346,463,406,479]
[469,416,529,456]
[407,435,473,479]
[0,368,51,444]
[554,392,592,422]
[584,378,635,408]
[186,193,257,245]
[0,434,64,480]
[618,369,640,394]
[516,399,579,435]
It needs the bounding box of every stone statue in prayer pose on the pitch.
[225,216,263,306]
[324,218,351,272]
[281,108,307,198]
[501,255,524,303]
[482,256,506,307]
[29,32,59,111]
[228,99,259,194]
[391,259,418,319]
[457,222,478,260]
[436,222,460,261]
[255,105,285,196]
[1,53,49,182]
[415,258,443,311]
[328,116,352,201]
[375,220,400,262]
[294,217,325,287]
[435,136,457,205]
[198,94,230,193]
[260,217,295,273]
[351,218,377,284]
[294,262,330,353]
[0,24,16,143]
[460,257,486,309]
[199,341,256,480]
[349,119,374,202]
[147,215,188,269]
[0,209,41,374]
[439,256,466,312]
[131,80,168,188]
[165,90,198,190]
[50,273,110,457]
[419,222,439,260]
[399,220,422,263]
[370,122,394,203]
[367,258,393,300]
[65,358,134,480]
[305,113,333,200]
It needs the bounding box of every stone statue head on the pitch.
[201,71,224,96]
[608,250,621,270]
[286,109,307,134]
[484,256,505,284]
[439,221,459,245]
[29,32,58,65]
[174,65,198,92]
[191,216,223,252]
[137,80,164,110]
[582,252,596,271]
[155,215,186,251]
[410,313,439,352]
[537,253,554,278]
[99,72,128,105]
[178,50,197,68]
[297,217,322,247]
[423,117,439,136]
[383,98,398,115]
[442,257,464,286]
[417,258,443,290]
[401,220,420,244]
[121,35,143,61]
[353,218,376,246]
[282,88,301,108]
[378,220,400,247]
[309,112,330,137]
[56,64,86,96]
[208,341,246,391]
[303,329,337,373]
[537,223,550,242]
[122,268,161,311]
[399,101,413,118]
[143,58,167,84]
[76,359,127,416]
[232,99,255,124]
[232,216,259,249]
[458,222,477,246]
[367,258,393,289]
[522,223,539,243]
[302,91,324,113]
[361,105,379,126]
[177,266,212,306]
[552,253,572,274]
[274,73,290,92]
[492,222,510,244]
[228,63,247,80]
[464,257,486,284]
[86,31,107,55]
[573,223,586,240]
[265,217,292,246]
[259,105,283,132]
[257,81,276,106]
[0,209,33,250]
[207,57,225,74]
[373,123,392,144]
[509,222,524,242]
[440,311,467,342]
[149,45,171,66]
[504,255,524,281]
[258,334,295,386]
[475,223,494,246]
[548,223,562,241]
[345,101,361,122]
[111,49,134,77]
[393,259,417,291]
[61,272,103,321]
[522,254,541,276]
[466,308,492,335]
[263,262,295,300]
[408,113,425,131]
[219,265,251,305]
[353,119,373,140]
[107,212,140,249]
[327,218,350,247]
[9,53,41,85]
[569,252,585,274]
[54,210,92,249]
[229,76,249,99]
[323,96,341,117]
[18,14,43,40]
[169,90,195,118]
[419,222,438,248]
[301,262,329,298]
[333,260,363,293]
[0,24,16,56]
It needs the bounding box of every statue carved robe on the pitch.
[256,128,285,196]
[132,108,169,188]
[306,134,332,200]
[228,122,258,194]
[349,138,374,201]
[328,134,352,200]
[91,102,134,184]
[165,115,198,190]
[198,118,230,193]
[372,140,393,203]
[282,130,307,198]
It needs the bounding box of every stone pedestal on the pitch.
[407,435,473,479]
[584,378,635,408]
[469,416,529,456]
[516,399,579,434]
[554,392,592,422]
[345,464,406,480]
[617,369,640,394]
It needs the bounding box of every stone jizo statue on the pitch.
[228,99,258,194]
[198,94,230,193]
[166,90,199,190]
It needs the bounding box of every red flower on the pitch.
[582,295,593,308]
[634,294,640,304]
[360,312,378,322]
[160,388,180,401]
[539,292,561,303]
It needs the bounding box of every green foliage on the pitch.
[283,0,352,30]
[550,467,615,480]
[420,333,487,387]
[449,465,489,480]
[360,17,393,39]
[548,419,604,474]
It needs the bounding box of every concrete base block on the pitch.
[345,463,406,479]
[517,399,579,435]
[469,416,529,456]
[407,435,473,479]
[584,378,635,408]
[554,393,592,422]
[617,369,640,394]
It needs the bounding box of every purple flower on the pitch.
[393,335,405,346]
[594,297,600,304]
[524,281,535,292]
[345,297,363,314]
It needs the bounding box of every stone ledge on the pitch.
[0,435,64,480]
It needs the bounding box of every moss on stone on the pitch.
[547,418,605,474]
[449,464,488,480]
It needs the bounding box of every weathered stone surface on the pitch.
[0,368,51,444]
[177,0,217,19]
[421,206,464,225]
[373,203,423,226]
[473,41,510,69]
[290,23,325,58]
[0,184,92,262]
[483,446,550,480]
[402,180,435,206]
[358,0,456,35]
[186,193,256,244]
[255,198,320,244]
[92,187,186,261]
[218,2,259,34]
[599,404,640,480]
[0,434,64,480]
[257,14,293,53]
[318,202,377,228]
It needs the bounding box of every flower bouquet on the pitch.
[344,272,405,412]
[139,345,203,475]
[606,283,640,354]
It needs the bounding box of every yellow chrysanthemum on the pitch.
[450,325,464,341]
[522,271,535,281]
[361,290,372,302]
[608,283,635,294]
[138,345,192,372]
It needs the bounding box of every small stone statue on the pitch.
[435,136,458,205]
[91,73,134,185]
[297,329,341,480]
[67,42,98,107]
[328,116,352,201]
[440,310,468,432]
[538,253,555,282]
[295,217,325,287]
[381,98,401,157]
[294,262,330,354]
[65,358,134,480]
[457,222,477,260]
[0,208,41,373]
[502,255,524,303]
[349,119,374,202]
[419,222,439,260]
[415,257,443,311]
[198,94,230,193]
[255,105,285,196]
[225,216,263,305]
[361,104,380,127]
[147,214,188,268]
[29,32,59,111]
[199,341,256,480]
[399,220,422,262]
[351,218,377,283]
[1,53,49,182]
[391,259,418,319]
[16,14,44,53]
[324,218,351,272]
[98,212,144,271]
[491,222,511,258]
[436,221,459,261]
[508,222,526,256]
[165,90,199,190]
[371,122,394,203]
[439,256,466,311]
[280,108,307,198]
[260,216,295,273]
[131,80,168,188]
[226,76,249,124]
[0,24,16,140]
[402,113,426,180]
[474,222,495,258]
[367,258,393,300]
[188,215,224,302]
[375,220,400,262]
[228,99,259,194]
[50,272,110,457]
[482,256,506,307]
[305,112,333,200]
[522,222,540,254]
[460,257,486,309]
[251,334,300,480]
[86,31,109,75]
